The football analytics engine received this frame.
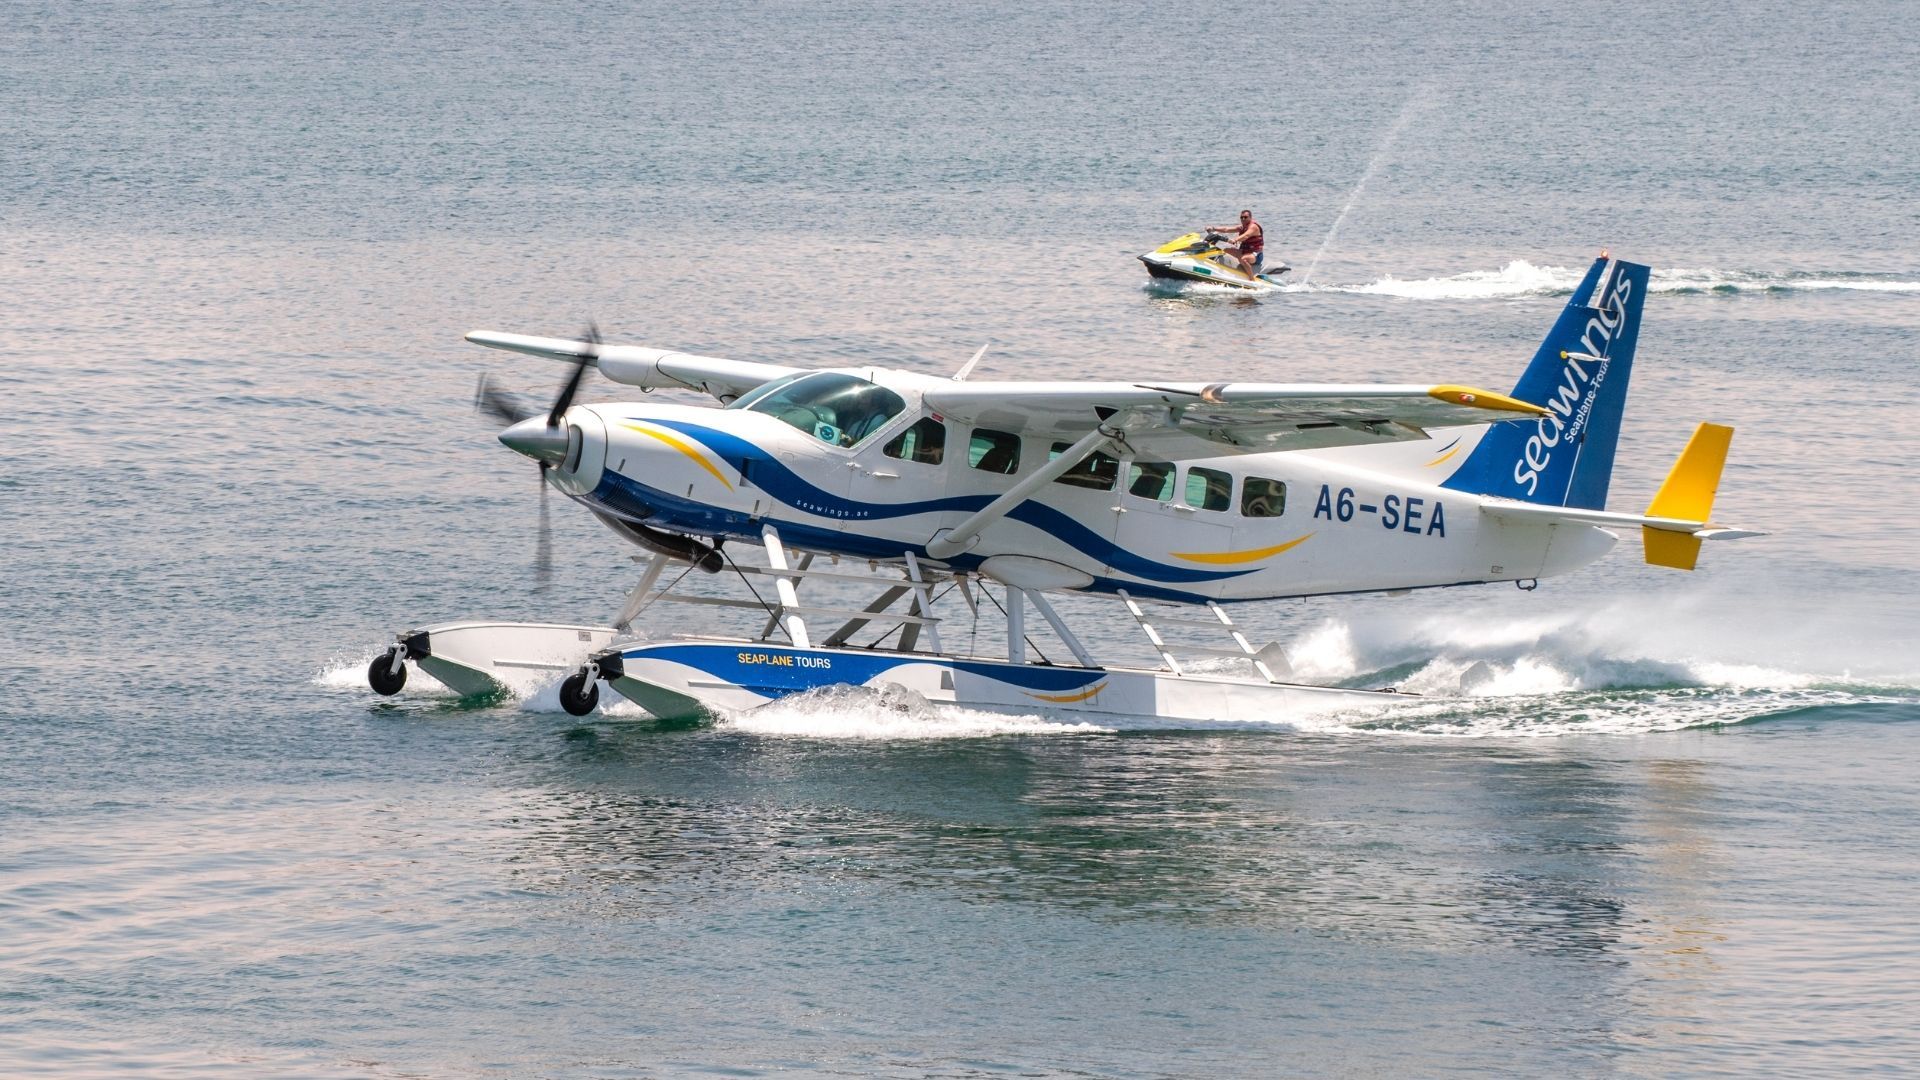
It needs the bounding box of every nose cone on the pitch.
[499,417,568,464]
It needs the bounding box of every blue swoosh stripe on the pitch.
[624,643,1108,698]
[650,418,986,520]
[642,419,1251,585]
[590,470,1217,603]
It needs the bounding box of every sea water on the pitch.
[3,0,1918,1075]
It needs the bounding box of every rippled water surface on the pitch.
[4,1,1919,1076]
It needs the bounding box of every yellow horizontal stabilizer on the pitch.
[1642,528,1704,571]
[1641,422,1734,569]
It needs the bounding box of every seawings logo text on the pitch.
[1512,275,1633,497]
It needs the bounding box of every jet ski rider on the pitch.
[1204,209,1264,277]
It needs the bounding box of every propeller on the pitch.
[548,323,598,426]
[473,323,603,592]
[533,477,554,591]
[470,323,724,577]
[474,373,536,426]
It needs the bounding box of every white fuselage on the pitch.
[541,370,1616,604]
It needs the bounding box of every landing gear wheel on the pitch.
[368,649,407,695]
[559,670,599,716]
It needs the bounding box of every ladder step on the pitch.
[730,564,924,586]
[1139,613,1235,629]
[779,604,940,626]
[1160,644,1267,659]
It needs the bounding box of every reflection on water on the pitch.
[501,730,1694,959]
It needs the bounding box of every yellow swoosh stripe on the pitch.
[1170,532,1313,565]
[1025,681,1107,703]
[620,422,734,490]
[1425,445,1463,467]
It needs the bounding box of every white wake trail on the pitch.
[1268,593,1918,737]
[1310,262,1920,300]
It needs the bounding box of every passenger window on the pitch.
[1184,467,1232,511]
[1241,477,1286,518]
[1125,460,1174,501]
[884,416,946,465]
[1048,442,1119,491]
[968,429,1021,474]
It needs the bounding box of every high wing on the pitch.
[919,380,1548,454]
[466,331,801,402]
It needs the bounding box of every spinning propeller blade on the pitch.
[474,373,536,425]
[533,466,554,592]
[547,322,599,428]
[474,322,603,592]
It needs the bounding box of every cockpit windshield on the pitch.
[727,372,907,449]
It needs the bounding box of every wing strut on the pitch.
[925,418,1125,559]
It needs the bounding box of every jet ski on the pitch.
[1139,232,1291,290]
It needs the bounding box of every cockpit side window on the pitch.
[733,372,906,449]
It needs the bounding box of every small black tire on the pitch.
[559,671,599,716]
[368,650,407,695]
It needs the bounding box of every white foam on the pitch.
[311,650,661,716]
[1281,621,1363,682]
[1315,262,1920,300]
[1349,259,1582,299]
[312,651,451,694]
[1142,279,1282,298]
[717,683,1112,739]
[1781,279,1920,292]
[1261,591,1916,738]
[315,587,1912,737]
[515,676,652,718]
[1655,268,1920,293]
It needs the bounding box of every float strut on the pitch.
[1027,591,1096,668]
[1006,587,1026,665]
[761,526,812,648]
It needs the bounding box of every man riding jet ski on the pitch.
[1139,208,1291,290]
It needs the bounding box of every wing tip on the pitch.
[1427,384,1549,417]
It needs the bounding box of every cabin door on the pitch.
[1112,458,1234,579]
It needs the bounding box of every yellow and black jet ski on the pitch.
[1139,232,1291,290]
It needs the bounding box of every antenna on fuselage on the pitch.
[951,343,990,382]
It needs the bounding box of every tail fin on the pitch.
[1477,422,1758,571]
[1443,255,1650,509]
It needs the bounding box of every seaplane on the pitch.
[367,254,1758,722]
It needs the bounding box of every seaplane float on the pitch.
[367,255,1758,722]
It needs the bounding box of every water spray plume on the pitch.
[1300,88,1429,286]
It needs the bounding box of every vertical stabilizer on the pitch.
[1442,256,1650,508]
